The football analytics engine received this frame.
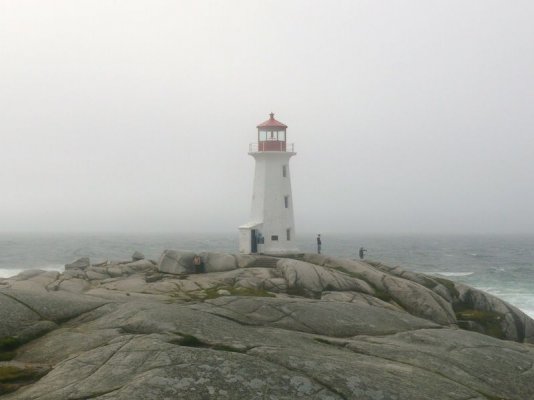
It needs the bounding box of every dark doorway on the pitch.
[251,229,258,253]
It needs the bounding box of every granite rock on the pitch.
[65,257,91,270]
[2,252,534,400]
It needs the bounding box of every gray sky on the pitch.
[1,1,533,234]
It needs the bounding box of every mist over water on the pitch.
[1,233,533,317]
[1,2,534,236]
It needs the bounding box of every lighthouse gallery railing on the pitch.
[249,143,295,152]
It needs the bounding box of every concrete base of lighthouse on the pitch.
[238,223,299,255]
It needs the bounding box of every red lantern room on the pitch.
[256,113,288,151]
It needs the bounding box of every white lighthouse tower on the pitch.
[239,113,298,254]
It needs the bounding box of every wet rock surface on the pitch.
[0,252,533,399]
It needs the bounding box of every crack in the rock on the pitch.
[169,333,255,355]
[198,309,258,327]
[250,350,348,400]
[312,265,328,291]
[32,336,135,400]
[0,291,46,320]
[269,303,322,333]
[502,301,528,343]
[337,339,513,400]
[63,303,115,326]
[449,343,530,354]
[196,300,325,336]
[71,386,123,400]
[520,361,533,374]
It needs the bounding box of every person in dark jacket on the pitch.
[317,234,322,254]
[359,247,367,260]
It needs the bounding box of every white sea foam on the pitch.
[434,271,474,277]
[0,265,64,278]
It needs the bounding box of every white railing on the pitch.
[249,142,295,152]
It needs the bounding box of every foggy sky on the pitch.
[1,1,533,234]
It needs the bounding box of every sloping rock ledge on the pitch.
[0,251,533,399]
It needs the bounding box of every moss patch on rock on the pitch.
[433,277,460,298]
[455,309,505,339]
[171,334,246,353]
[0,365,44,396]
[202,286,276,300]
[0,337,21,363]
[172,334,204,347]
[286,286,317,298]
[0,366,38,383]
[0,352,16,362]
[373,288,393,302]
[0,337,20,352]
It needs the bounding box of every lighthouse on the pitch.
[239,113,298,254]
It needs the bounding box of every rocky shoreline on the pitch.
[1,250,533,399]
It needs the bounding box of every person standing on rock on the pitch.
[359,247,367,260]
[193,255,205,273]
[317,234,322,254]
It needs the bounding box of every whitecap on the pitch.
[0,268,25,278]
[434,271,474,277]
[520,308,534,319]
[0,265,64,279]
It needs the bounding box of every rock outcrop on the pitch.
[131,251,145,262]
[64,257,90,270]
[0,252,533,399]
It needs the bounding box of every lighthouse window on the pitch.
[284,196,289,208]
[271,235,278,241]
[279,131,285,141]
[259,131,267,141]
[286,229,291,241]
[282,165,287,177]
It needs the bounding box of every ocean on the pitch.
[1,233,533,318]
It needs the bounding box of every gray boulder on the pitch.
[58,278,91,294]
[107,265,133,278]
[85,270,110,280]
[455,283,534,342]
[0,287,107,347]
[201,252,238,272]
[131,251,145,261]
[235,254,257,268]
[275,258,375,297]
[341,328,534,399]
[62,268,87,280]
[0,291,42,338]
[123,259,157,273]
[372,260,534,342]
[194,296,439,337]
[12,269,53,281]
[302,255,457,326]
[65,257,91,270]
[158,250,196,275]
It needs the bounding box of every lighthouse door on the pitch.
[251,229,258,253]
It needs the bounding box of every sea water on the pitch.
[1,233,533,318]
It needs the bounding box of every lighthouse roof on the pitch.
[257,113,287,129]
